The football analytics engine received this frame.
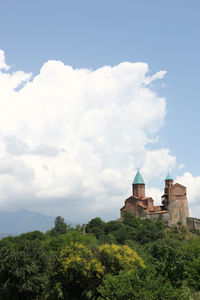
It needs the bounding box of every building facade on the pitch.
[120,171,199,229]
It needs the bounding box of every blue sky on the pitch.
[0,1,199,221]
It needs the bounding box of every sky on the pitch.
[0,0,200,222]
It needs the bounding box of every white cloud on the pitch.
[146,187,163,206]
[0,50,10,70]
[178,163,185,170]
[141,148,176,181]
[0,50,189,222]
[144,70,167,85]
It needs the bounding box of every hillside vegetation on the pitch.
[0,213,200,300]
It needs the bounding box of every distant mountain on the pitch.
[0,209,56,237]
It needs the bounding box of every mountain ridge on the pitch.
[0,209,56,236]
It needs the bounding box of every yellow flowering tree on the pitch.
[98,243,144,274]
[58,242,104,299]
[56,242,144,299]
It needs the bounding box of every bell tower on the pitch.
[162,172,173,209]
[132,170,145,198]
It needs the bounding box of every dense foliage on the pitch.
[0,213,200,299]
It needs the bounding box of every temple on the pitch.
[120,170,200,228]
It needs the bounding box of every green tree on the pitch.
[185,256,200,291]
[104,220,124,234]
[86,217,105,239]
[0,236,49,300]
[146,238,187,288]
[47,230,98,254]
[50,216,69,237]
[123,211,165,244]
[98,267,187,300]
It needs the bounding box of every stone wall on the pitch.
[187,217,200,230]
[144,214,200,229]
[168,184,189,226]
[145,211,171,225]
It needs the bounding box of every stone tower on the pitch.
[162,173,174,209]
[161,173,189,226]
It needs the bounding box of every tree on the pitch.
[0,236,49,300]
[50,216,69,237]
[123,211,165,244]
[86,217,105,239]
[147,238,187,288]
[104,220,124,234]
[47,230,98,254]
[98,268,187,300]
[58,242,104,299]
[98,243,144,275]
[186,256,200,291]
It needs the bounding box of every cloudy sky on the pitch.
[0,1,200,222]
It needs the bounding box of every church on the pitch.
[120,171,200,229]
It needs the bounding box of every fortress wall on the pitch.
[144,212,170,225]
[187,217,200,230]
[168,185,189,226]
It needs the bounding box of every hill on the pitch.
[0,209,55,236]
